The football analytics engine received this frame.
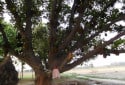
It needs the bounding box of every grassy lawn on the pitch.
[18,71,35,80]
[18,72,90,85]
[18,66,125,85]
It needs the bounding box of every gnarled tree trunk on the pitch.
[0,56,19,85]
[35,71,52,85]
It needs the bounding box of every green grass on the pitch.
[61,73,90,80]
[18,72,35,80]
[18,71,125,81]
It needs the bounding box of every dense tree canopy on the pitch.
[0,0,125,85]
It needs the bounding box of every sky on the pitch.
[3,1,125,69]
[87,54,125,67]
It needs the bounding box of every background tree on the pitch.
[1,0,125,85]
[0,20,18,85]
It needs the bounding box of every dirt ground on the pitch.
[18,66,125,85]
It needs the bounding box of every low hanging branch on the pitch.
[61,31,125,72]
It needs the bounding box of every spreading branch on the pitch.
[58,0,91,51]
[61,31,125,72]
[71,14,125,52]
[49,0,63,47]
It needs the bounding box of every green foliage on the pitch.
[33,23,49,59]
[6,0,43,27]
[3,23,17,48]
[112,38,125,49]
[0,20,17,55]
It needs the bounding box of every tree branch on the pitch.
[48,0,63,68]
[49,0,63,47]
[107,49,125,55]
[61,31,125,72]
[23,0,33,51]
[103,0,117,11]
[68,0,80,30]
[5,0,25,36]
[0,55,10,68]
[11,50,45,72]
[71,14,125,52]
[58,0,90,51]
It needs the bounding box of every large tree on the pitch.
[1,0,125,85]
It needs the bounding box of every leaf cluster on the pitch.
[32,23,49,60]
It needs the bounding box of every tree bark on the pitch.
[0,57,19,85]
[35,71,52,85]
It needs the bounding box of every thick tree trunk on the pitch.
[35,71,52,85]
[0,57,19,85]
